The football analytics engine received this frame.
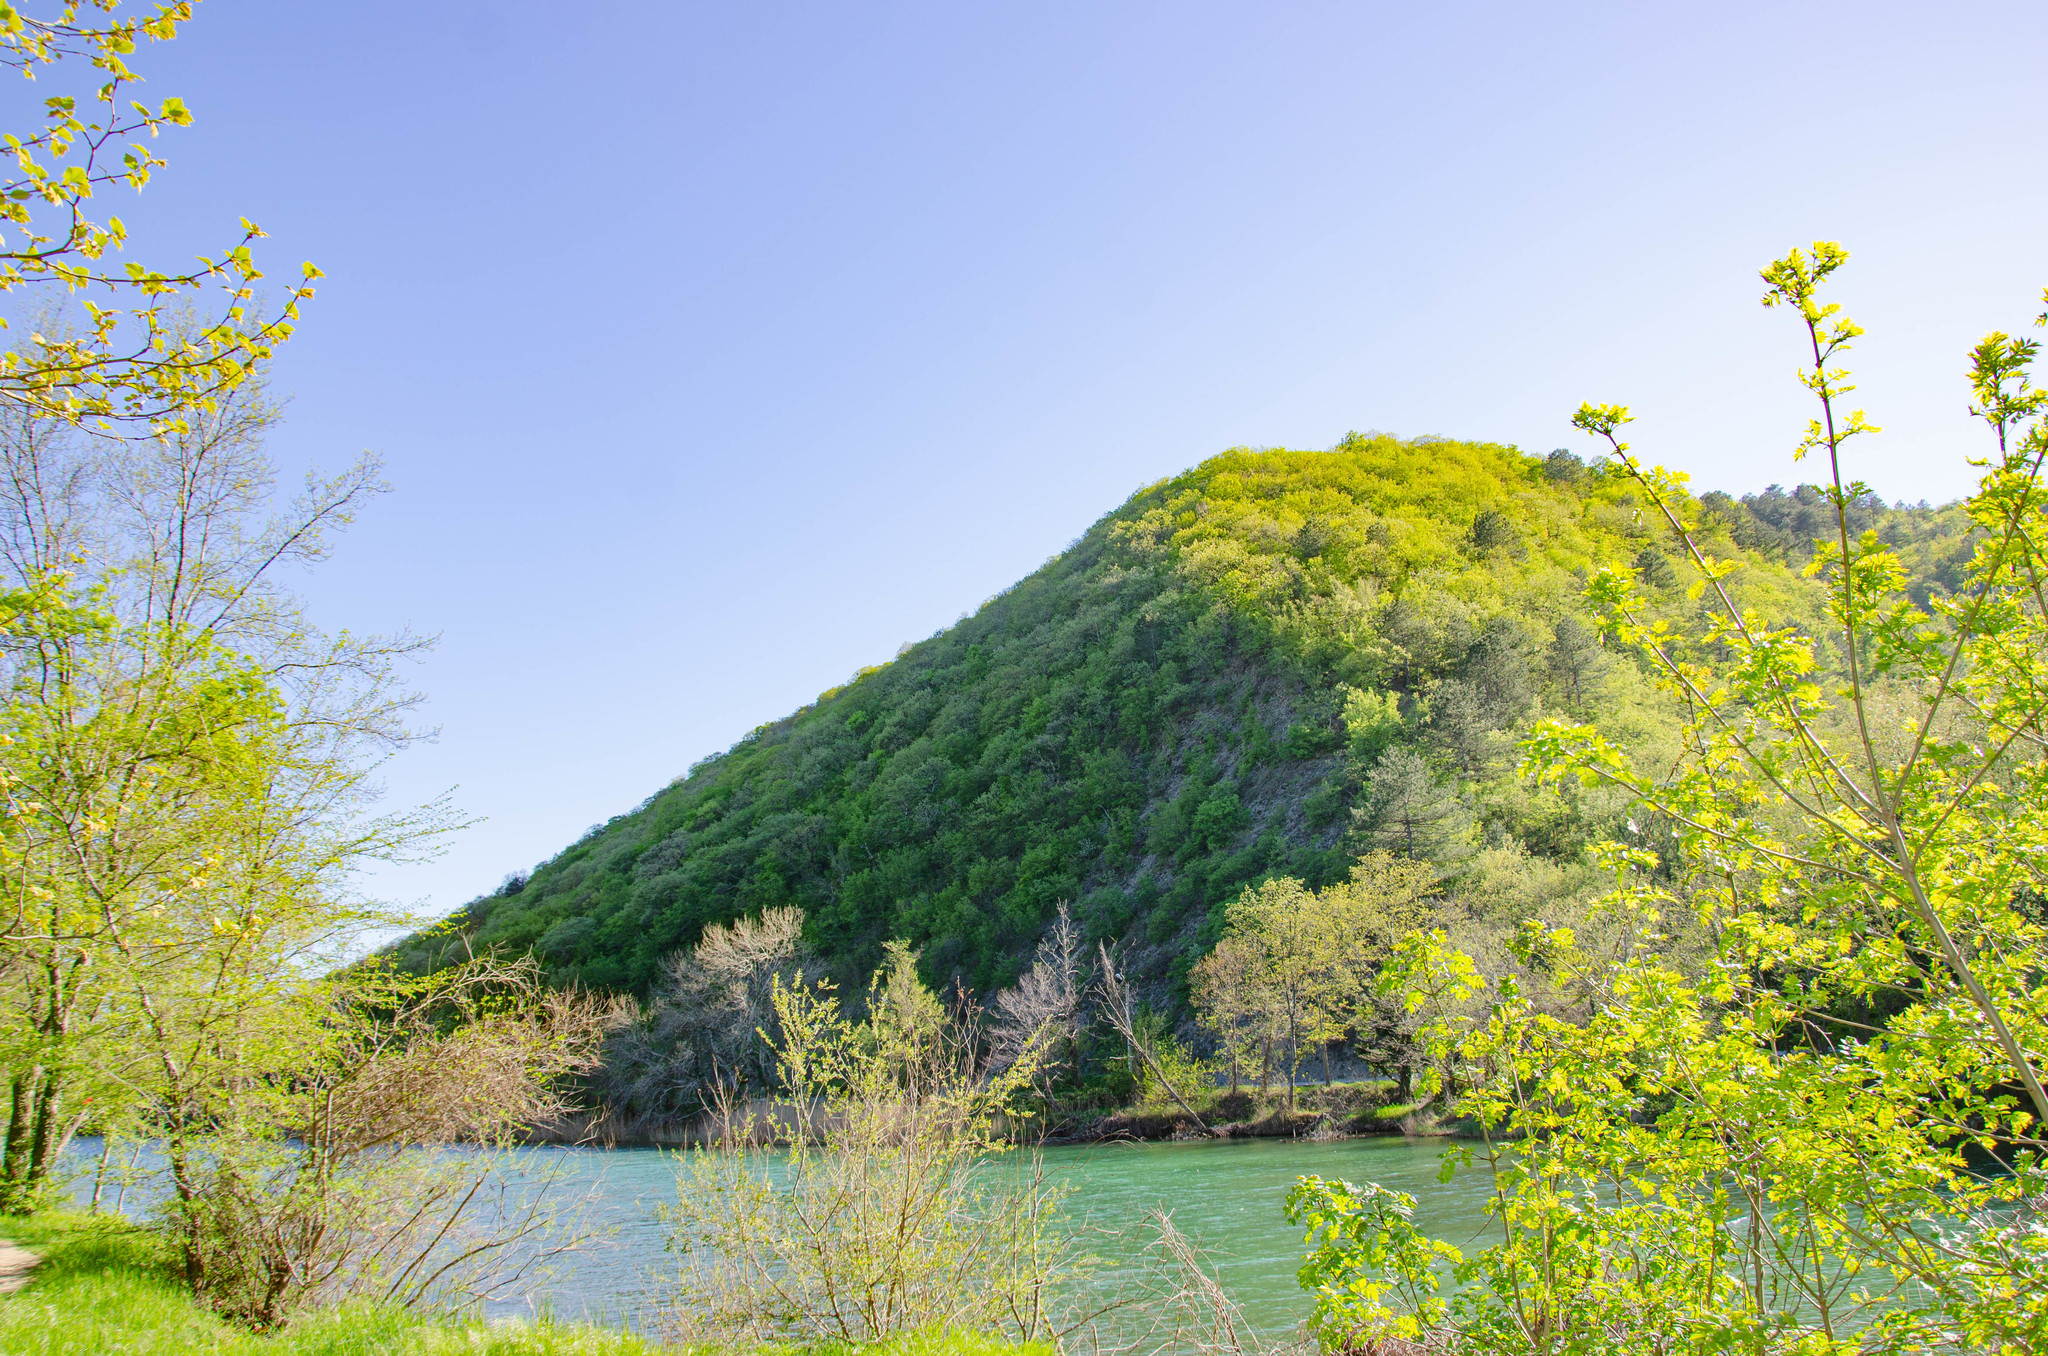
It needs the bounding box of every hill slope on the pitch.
[395,435,1967,997]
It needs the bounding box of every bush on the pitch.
[659,953,1068,1346]
[153,958,614,1331]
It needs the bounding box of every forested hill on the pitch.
[393,435,1969,998]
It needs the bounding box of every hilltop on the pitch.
[391,435,1969,998]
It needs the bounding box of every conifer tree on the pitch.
[1356,747,1473,862]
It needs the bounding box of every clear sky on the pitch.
[96,0,2048,920]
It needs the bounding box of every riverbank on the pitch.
[1046,1081,1440,1144]
[539,1081,1439,1149]
[0,1212,1045,1356]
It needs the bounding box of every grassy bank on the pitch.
[0,1212,1045,1356]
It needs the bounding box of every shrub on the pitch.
[659,954,1066,1346]
[155,957,615,1330]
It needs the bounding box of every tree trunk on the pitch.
[158,1114,208,1291]
[1258,1039,1271,1097]
[1,1071,36,1210]
[1321,1040,1333,1087]
[89,1133,113,1213]
[25,1065,64,1194]
[1285,1013,1298,1113]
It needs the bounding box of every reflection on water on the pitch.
[64,1133,1495,1338]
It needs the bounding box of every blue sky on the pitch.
[96,0,2048,919]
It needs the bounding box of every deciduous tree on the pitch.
[1291,247,2048,1354]
[0,5,316,435]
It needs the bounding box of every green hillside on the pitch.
[395,435,1968,997]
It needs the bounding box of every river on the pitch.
[66,1133,1494,1340]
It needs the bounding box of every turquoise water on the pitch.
[495,1135,1489,1335]
[64,1134,1493,1337]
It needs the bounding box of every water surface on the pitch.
[507,1135,1491,1336]
[65,1133,1494,1338]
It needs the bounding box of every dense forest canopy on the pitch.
[394,434,1970,1001]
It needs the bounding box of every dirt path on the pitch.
[0,1240,39,1295]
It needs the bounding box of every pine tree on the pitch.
[1356,748,1473,862]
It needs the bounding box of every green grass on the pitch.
[773,1337,1048,1356]
[0,1213,1042,1356]
[0,1210,656,1353]
[1373,1103,1417,1121]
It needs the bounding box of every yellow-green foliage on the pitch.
[1289,249,2048,1354]
[1113,434,1823,683]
